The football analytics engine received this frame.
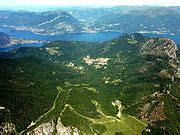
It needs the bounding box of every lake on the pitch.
[0,26,122,42]
[0,26,180,52]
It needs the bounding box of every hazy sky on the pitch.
[0,0,180,7]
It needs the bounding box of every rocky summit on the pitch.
[141,38,177,59]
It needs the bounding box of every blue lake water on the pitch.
[0,26,180,52]
[0,26,121,42]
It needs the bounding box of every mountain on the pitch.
[0,6,180,35]
[0,10,83,35]
[65,6,180,34]
[0,34,179,134]
[0,32,10,47]
[0,32,42,52]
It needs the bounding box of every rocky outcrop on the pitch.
[141,38,179,81]
[27,117,79,135]
[140,100,166,126]
[141,38,177,59]
[1,122,16,134]
[175,48,180,78]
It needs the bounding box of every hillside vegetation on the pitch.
[0,34,179,134]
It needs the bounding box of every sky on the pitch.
[0,0,180,8]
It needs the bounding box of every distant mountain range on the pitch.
[0,10,82,35]
[65,6,180,34]
[0,6,180,35]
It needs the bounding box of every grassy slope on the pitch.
[0,34,179,134]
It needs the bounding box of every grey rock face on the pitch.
[141,38,179,81]
[141,38,177,59]
[27,117,79,135]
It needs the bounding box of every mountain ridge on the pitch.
[0,34,179,134]
[0,6,180,35]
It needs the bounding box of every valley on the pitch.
[0,33,179,134]
[0,5,180,135]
